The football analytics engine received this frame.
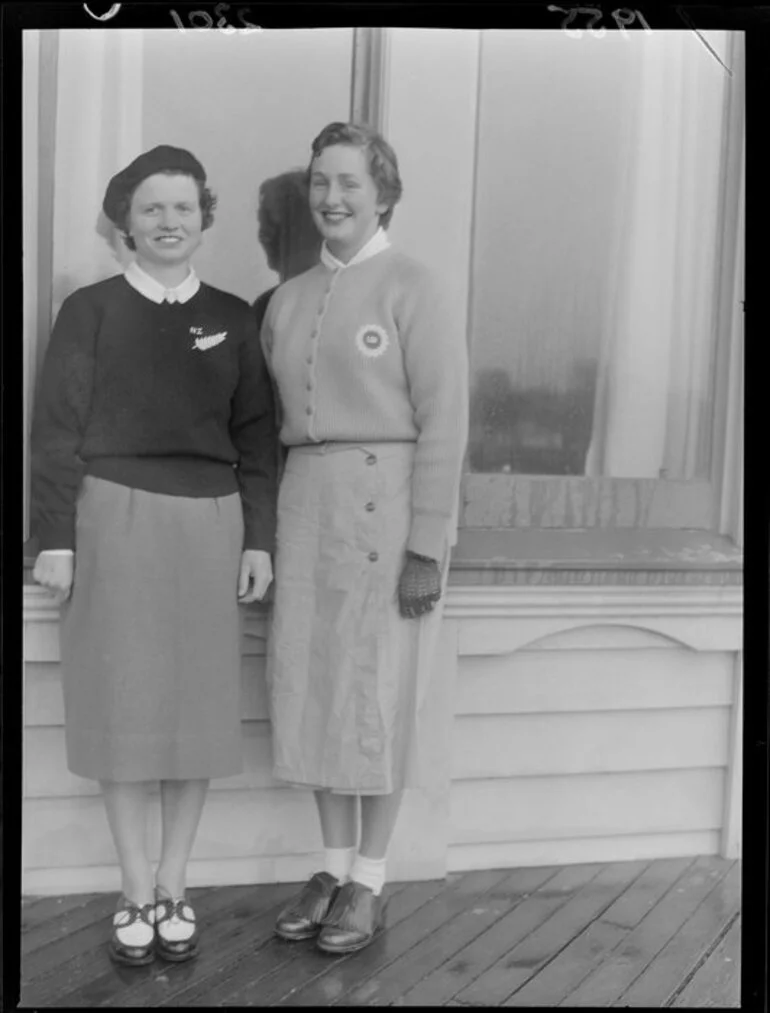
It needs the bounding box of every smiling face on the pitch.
[127,173,203,273]
[308,144,388,262]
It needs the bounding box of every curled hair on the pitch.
[308,121,403,229]
[114,172,217,250]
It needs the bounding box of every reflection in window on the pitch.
[468,31,729,480]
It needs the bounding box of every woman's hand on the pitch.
[33,552,75,603]
[398,552,442,619]
[238,549,273,603]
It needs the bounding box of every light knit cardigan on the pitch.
[261,238,469,561]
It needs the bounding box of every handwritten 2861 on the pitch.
[170,3,262,33]
[548,6,652,38]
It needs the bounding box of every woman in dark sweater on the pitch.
[30,145,277,966]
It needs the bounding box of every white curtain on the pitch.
[51,29,144,320]
[585,31,731,479]
[718,125,744,547]
[23,29,143,542]
[23,30,41,542]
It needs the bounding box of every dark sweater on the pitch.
[30,275,278,552]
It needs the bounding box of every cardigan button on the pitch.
[366,454,377,465]
[368,551,379,562]
[365,501,375,512]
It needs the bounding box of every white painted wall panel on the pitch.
[24,722,276,798]
[458,615,742,655]
[450,769,725,844]
[452,708,730,779]
[25,654,270,728]
[455,649,734,715]
[23,621,60,663]
[448,831,722,871]
[23,785,448,886]
[23,790,321,870]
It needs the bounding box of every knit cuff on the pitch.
[242,523,276,555]
[407,513,450,563]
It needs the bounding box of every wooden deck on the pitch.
[19,856,740,1007]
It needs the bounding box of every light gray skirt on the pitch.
[59,476,245,782]
[267,442,449,795]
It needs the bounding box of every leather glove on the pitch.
[398,551,442,619]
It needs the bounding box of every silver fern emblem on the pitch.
[193,331,227,351]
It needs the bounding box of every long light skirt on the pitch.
[267,443,449,795]
[59,476,245,782]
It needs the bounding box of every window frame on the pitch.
[23,29,57,550]
[23,29,744,564]
[364,27,744,546]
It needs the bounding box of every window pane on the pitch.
[142,28,353,303]
[468,31,728,480]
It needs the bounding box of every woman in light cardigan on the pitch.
[261,121,468,953]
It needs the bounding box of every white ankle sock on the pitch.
[324,846,356,883]
[350,854,387,896]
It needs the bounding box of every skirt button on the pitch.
[366,454,377,465]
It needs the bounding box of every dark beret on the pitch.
[102,145,206,225]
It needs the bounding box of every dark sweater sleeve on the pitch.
[230,315,279,552]
[253,285,277,334]
[30,291,100,551]
[257,288,290,478]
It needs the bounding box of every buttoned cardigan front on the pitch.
[260,235,469,561]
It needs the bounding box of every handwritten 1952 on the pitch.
[548,6,652,38]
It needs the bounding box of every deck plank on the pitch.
[156,880,410,1007]
[617,862,741,1007]
[21,883,294,1008]
[561,856,734,1007]
[20,885,229,992]
[670,915,741,1008]
[23,891,211,958]
[396,863,601,1007]
[269,869,516,1007]
[21,893,104,933]
[450,861,646,1006]
[329,866,560,1007]
[92,882,299,1009]
[593,857,694,929]
[15,859,743,1009]
[499,858,693,1007]
[186,878,441,1007]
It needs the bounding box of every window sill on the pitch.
[448,528,743,586]
[25,529,743,591]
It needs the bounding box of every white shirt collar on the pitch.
[320,227,391,271]
[124,261,200,304]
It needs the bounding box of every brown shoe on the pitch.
[275,871,340,941]
[316,880,387,954]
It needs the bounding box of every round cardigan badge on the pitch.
[355,324,390,359]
